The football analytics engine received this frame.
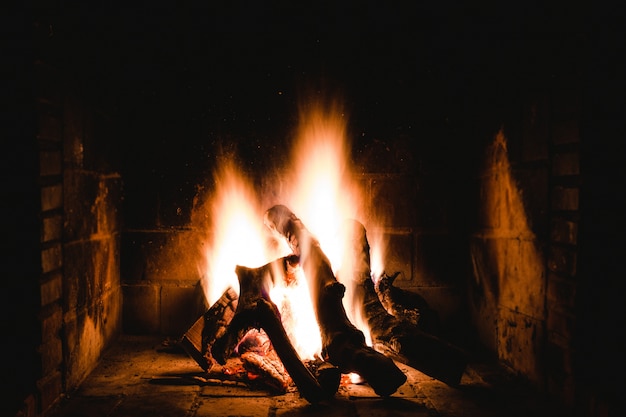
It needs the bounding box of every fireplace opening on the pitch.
[173,102,470,402]
[9,4,624,417]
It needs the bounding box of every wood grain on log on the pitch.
[181,287,238,371]
[341,219,469,386]
[264,205,407,397]
[210,260,328,403]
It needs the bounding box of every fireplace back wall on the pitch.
[10,5,624,417]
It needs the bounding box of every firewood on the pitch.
[210,260,328,404]
[240,350,291,393]
[181,286,238,370]
[263,205,407,397]
[305,359,341,397]
[340,219,469,387]
[375,272,441,335]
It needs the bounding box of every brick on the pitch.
[122,284,161,334]
[41,214,63,243]
[37,371,63,415]
[470,237,545,318]
[377,231,413,283]
[101,287,123,341]
[551,186,579,211]
[41,243,62,273]
[552,152,579,176]
[547,245,577,276]
[545,340,575,387]
[64,171,122,240]
[64,238,120,310]
[41,183,63,211]
[40,271,63,306]
[547,308,576,342]
[39,338,63,376]
[18,394,36,417]
[34,61,62,105]
[551,218,578,245]
[121,229,204,282]
[413,233,468,286]
[40,303,62,342]
[547,275,577,311]
[160,284,207,336]
[497,308,545,385]
[118,392,199,416]
[516,164,550,232]
[552,119,579,145]
[477,174,501,230]
[39,150,62,176]
[412,286,465,327]
[63,94,85,168]
[369,176,418,228]
[197,397,273,417]
[498,238,546,318]
[64,308,109,390]
[36,112,62,142]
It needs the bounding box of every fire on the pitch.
[285,102,358,272]
[198,99,376,360]
[268,267,323,360]
[368,230,386,285]
[202,160,279,304]
[284,102,372,346]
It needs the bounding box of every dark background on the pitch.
[28,2,591,230]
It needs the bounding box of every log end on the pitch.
[351,346,407,397]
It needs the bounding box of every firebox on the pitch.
[8,4,624,417]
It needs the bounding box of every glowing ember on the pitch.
[198,99,378,361]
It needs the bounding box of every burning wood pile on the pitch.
[181,204,468,403]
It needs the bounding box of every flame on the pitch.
[285,102,357,272]
[198,99,376,360]
[368,229,386,285]
[202,160,279,305]
[283,101,372,346]
[269,267,323,360]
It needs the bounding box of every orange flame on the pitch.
[198,99,375,359]
[201,160,283,304]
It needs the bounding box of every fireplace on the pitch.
[7,4,624,417]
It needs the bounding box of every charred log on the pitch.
[341,219,468,387]
[210,260,328,404]
[305,360,341,398]
[240,349,291,393]
[181,287,238,371]
[376,272,441,335]
[264,204,407,397]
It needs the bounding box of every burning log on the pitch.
[180,286,239,371]
[264,205,407,397]
[375,272,441,335]
[340,219,469,386]
[210,258,329,404]
[237,329,292,393]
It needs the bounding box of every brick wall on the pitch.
[119,130,471,340]
[545,88,581,405]
[467,80,583,411]
[121,228,208,336]
[6,19,124,416]
[35,59,66,415]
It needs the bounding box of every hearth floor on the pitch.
[47,335,569,417]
